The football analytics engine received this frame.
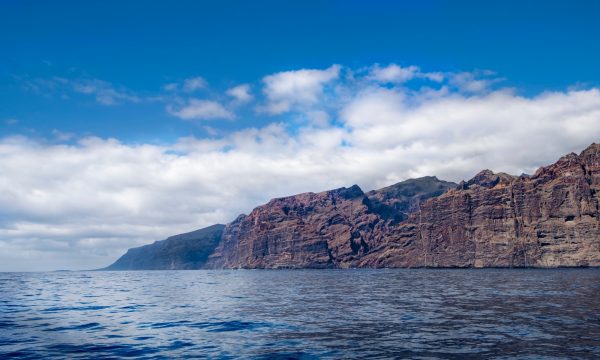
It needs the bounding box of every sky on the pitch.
[1,0,600,271]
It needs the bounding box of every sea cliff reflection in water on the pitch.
[1,269,599,359]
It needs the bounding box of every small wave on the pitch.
[204,320,271,332]
[251,351,321,360]
[45,343,159,357]
[141,320,191,329]
[161,340,195,350]
[0,320,19,329]
[0,349,40,359]
[44,322,104,332]
[119,304,147,312]
[140,320,271,332]
[42,305,110,313]
[134,336,154,341]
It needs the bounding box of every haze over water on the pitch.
[1,269,599,359]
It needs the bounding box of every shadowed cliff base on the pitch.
[104,143,600,270]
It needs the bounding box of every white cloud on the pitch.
[71,79,141,105]
[422,72,445,82]
[369,64,420,83]
[167,99,235,120]
[5,118,18,126]
[261,65,340,114]
[306,110,330,127]
[163,76,208,93]
[163,82,178,91]
[4,63,600,271]
[449,71,500,93]
[51,129,75,142]
[22,76,141,105]
[368,64,445,84]
[226,84,253,102]
[182,76,207,92]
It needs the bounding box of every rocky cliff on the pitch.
[205,185,377,269]
[105,143,600,270]
[205,177,458,269]
[103,224,225,270]
[360,144,600,268]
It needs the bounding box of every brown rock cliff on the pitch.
[205,185,382,268]
[359,143,600,268]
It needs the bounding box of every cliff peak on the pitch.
[329,184,364,199]
[467,169,500,188]
[582,142,600,153]
[580,142,600,163]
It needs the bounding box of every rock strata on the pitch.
[205,177,458,269]
[360,144,600,268]
[206,185,380,268]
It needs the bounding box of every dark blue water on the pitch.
[1,269,599,359]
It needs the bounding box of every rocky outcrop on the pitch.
[359,144,600,268]
[103,224,225,270]
[104,143,600,270]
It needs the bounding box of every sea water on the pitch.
[1,269,599,359]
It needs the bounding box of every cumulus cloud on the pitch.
[261,65,340,114]
[226,84,253,102]
[4,63,600,271]
[167,99,235,120]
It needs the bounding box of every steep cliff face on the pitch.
[103,224,225,270]
[206,178,456,269]
[205,185,381,269]
[359,144,600,268]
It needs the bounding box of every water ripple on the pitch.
[42,305,111,313]
[44,322,105,332]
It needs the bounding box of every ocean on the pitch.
[1,269,599,359]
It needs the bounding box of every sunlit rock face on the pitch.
[205,178,458,269]
[206,185,381,269]
[359,143,600,268]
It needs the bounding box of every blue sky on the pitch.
[2,1,600,271]
[2,0,599,141]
